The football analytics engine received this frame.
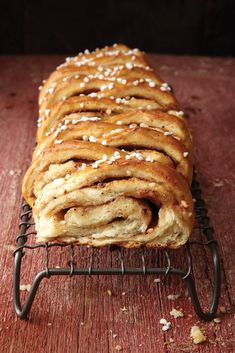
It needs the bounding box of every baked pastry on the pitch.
[22,44,194,248]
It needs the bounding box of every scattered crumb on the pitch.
[55,266,61,268]
[180,200,188,208]
[220,306,226,313]
[113,334,117,338]
[212,179,224,188]
[213,317,221,323]
[107,289,112,296]
[160,318,171,331]
[47,323,52,326]
[9,169,22,176]
[120,307,128,312]
[154,278,161,283]
[162,324,171,331]
[121,292,126,296]
[20,284,31,292]
[80,322,84,326]
[167,293,181,300]
[115,344,122,351]
[170,308,184,318]
[190,325,207,344]
[160,318,168,325]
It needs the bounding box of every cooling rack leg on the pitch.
[183,244,221,321]
[185,275,219,321]
[13,250,48,319]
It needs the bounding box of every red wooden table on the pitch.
[0,54,234,353]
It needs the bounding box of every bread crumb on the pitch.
[160,318,168,325]
[9,169,21,176]
[20,284,31,292]
[190,325,207,344]
[220,306,226,313]
[213,317,221,323]
[121,292,126,296]
[113,334,117,338]
[167,293,181,300]
[154,278,161,283]
[162,324,171,331]
[212,179,224,188]
[170,308,184,318]
[160,318,171,331]
[115,345,122,351]
[180,200,188,208]
[107,289,112,296]
[120,307,127,312]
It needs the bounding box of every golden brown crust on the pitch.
[23,43,194,248]
[36,96,170,143]
[33,121,192,182]
[39,77,176,113]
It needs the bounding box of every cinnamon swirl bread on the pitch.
[22,44,194,248]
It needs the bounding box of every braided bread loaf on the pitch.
[22,44,194,248]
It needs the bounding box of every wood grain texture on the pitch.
[0,54,234,353]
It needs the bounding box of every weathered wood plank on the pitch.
[0,54,234,353]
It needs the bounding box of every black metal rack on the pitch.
[13,175,221,320]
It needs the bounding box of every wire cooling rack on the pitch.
[13,173,221,320]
